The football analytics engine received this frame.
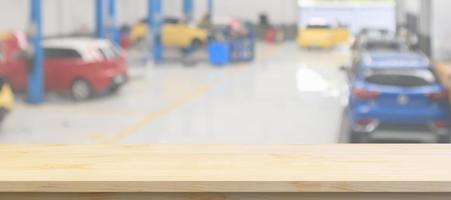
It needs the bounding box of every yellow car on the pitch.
[297,24,351,49]
[0,79,14,124]
[130,18,208,49]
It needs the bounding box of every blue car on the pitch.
[345,51,450,143]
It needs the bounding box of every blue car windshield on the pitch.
[363,68,437,87]
[364,41,406,51]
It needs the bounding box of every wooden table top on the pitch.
[1,145,451,192]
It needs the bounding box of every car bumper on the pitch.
[299,39,334,48]
[107,74,128,91]
[349,106,450,136]
[91,71,128,93]
[351,105,449,124]
[355,122,448,142]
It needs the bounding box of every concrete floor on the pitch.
[0,43,351,144]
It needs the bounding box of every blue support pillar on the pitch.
[107,0,119,45]
[27,0,44,104]
[95,0,106,38]
[207,0,213,16]
[183,0,193,22]
[148,0,163,63]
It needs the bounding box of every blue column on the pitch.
[207,0,213,16]
[95,0,106,38]
[183,0,193,22]
[27,0,44,104]
[148,0,163,63]
[107,0,119,45]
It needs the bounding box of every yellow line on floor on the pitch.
[89,66,248,144]
[89,44,277,144]
[16,103,144,117]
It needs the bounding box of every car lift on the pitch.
[96,0,119,45]
[27,0,213,103]
[208,0,213,16]
[28,0,120,103]
[183,0,194,22]
[148,0,163,64]
[28,0,44,103]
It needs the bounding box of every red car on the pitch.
[0,34,128,101]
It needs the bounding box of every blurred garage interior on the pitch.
[0,0,450,144]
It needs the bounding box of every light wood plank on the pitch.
[434,61,451,90]
[1,145,451,192]
[2,193,451,200]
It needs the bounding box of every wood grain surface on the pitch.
[2,193,451,200]
[1,145,451,192]
[434,62,450,87]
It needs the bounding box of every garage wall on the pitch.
[161,0,299,24]
[0,0,298,37]
[396,0,419,26]
[0,0,29,33]
[397,0,451,60]
[211,0,298,24]
[0,0,181,36]
[402,0,420,14]
[396,0,422,31]
[395,0,431,56]
[117,0,147,25]
[395,0,406,26]
[431,0,451,60]
[300,5,396,33]
[0,0,95,36]
[56,0,95,35]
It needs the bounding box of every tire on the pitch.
[349,131,371,143]
[109,85,121,94]
[437,133,451,143]
[190,38,202,50]
[342,107,372,143]
[0,110,7,125]
[71,79,93,101]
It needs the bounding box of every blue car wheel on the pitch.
[349,130,370,143]
[437,133,451,143]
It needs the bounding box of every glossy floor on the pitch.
[0,43,351,144]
